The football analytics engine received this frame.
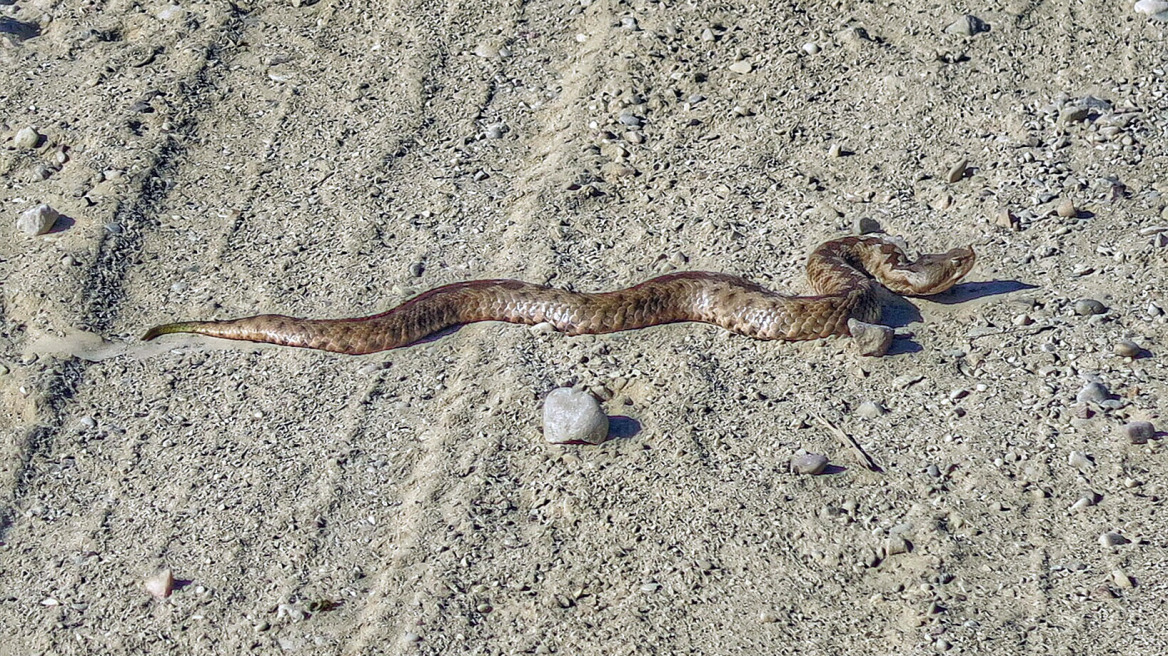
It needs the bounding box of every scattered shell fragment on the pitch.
[791,453,828,475]
[145,569,175,599]
[543,387,608,444]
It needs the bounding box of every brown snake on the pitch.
[143,236,975,355]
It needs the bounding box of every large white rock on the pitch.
[543,387,609,445]
[16,204,60,236]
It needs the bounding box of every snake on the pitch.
[142,235,975,355]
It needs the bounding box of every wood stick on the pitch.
[812,412,882,473]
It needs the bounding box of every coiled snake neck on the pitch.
[143,236,975,355]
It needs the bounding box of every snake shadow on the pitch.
[925,279,1037,305]
[878,280,1035,355]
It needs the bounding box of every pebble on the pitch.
[945,15,988,36]
[1068,451,1092,471]
[848,319,893,357]
[408,261,424,277]
[1076,382,1111,404]
[828,143,843,158]
[884,536,910,556]
[1069,495,1094,512]
[995,208,1019,230]
[791,453,828,475]
[1123,421,1155,445]
[144,569,175,599]
[13,126,40,149]
[1112,569,1134,589]
[617,113,642,128]
[543,387,608,444]
[729,59,752,74]
[802,42,819,55]
[1056,198,1077,218]
[1113,340,1142,357]
[156,4,184,20]
[892,373,924,389]
[1060,104,1091,124]
[16,204,60,236]
[1073,299,1106,316]
[1099,531,1128,548]
[946,159,968,183]
[485,124,507,139]
[853,217,881,234]
[856,400,886,420]
[1134,0,1168,20]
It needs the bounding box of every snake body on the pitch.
[143,236,975,355]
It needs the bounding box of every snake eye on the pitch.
[950,258,963,267]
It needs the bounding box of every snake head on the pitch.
[901,246,976,295]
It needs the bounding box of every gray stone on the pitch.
[856,400,886,419]
[946,159,968,183]
[1076,382,1111,404]
[543,387,608,444]
[1099,531,1128,547]
[853,217,882,234]
[1113,340,1141,357]
[729,59,752,74]
[16,204,60,235]
[1123,421,1155,445]
[13,126,40,149]
[848,319,893,357]
[945,15,988,36]
[1074,299,1106,316]
[791,453,828,475]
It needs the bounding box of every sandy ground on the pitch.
[2,0,1168,653]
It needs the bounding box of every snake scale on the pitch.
[143,236,976,355]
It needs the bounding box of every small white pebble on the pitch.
[13,126,40,149]
[1068,451,1091,470]
[543,387,608,444]
[1099,532,1128,548]
[856,400,886,419]
[729,59,752,74]
[144,569,175,599]
[791,453,828,475]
